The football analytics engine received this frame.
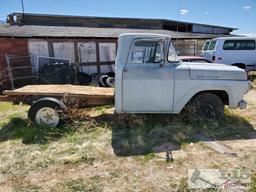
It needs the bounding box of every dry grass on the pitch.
[0,90,255,191]
[248,71,256,89]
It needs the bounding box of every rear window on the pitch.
[129,40,164,64]
[208,40,217,51]
[223,40,256,50]
[202,41,210,51]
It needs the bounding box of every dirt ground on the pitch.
[0,90,255,192]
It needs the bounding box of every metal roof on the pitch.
[10,12,237,30]
[213,36,256,40]
[0,24,228,39]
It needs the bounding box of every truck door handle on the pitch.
[123,68,128,72]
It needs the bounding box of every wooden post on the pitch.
[74,41,79,84]
[96,42,101,73]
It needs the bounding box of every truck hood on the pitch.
[188,63,247,80]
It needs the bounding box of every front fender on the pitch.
[172,80,248,113]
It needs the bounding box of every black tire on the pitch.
[28,100,62,127]
[191,92,224,121]
[105,77,115,87]
[106,72,115,77]
[91,73,103,83]
[99,75,108,87]
[78,72,92,85]
[0,84,3,95]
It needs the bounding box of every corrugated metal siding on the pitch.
[192,24,230,34]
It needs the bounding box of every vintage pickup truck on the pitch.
[1,33,251,127]
[114,34,250,119]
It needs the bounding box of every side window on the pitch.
[223,40,235,50]
[208,40,217,51]
[223,40,256,50]
[129,40,164,64]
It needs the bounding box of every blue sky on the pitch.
[0,0,255,35]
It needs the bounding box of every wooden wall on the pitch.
[0,38,30,90]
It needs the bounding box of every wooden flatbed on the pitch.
[1,85,115,106]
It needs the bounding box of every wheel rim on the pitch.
[107,78,115,87]
[35,107,59,127]
[200,103,218,120]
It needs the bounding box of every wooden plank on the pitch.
[0,95,15,102]
[3,85,114,98]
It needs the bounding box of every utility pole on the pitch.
[20,0,25,23]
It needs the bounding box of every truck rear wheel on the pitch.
[28,100,63,127]
[191,93,224,121]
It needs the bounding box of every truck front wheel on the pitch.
[191,93,224,121]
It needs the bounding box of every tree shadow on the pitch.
[93,112,255,156]
[0,117,72,144]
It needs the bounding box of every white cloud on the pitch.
[243,6,251,10]
[204,11,209,14]
[179,9,189,15]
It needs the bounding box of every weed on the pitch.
[178,177,188,192]
[9,176,41,192]
[143,152,155,161]
[14,185,41,192]
[93,105,113,113]
[250,172,256,192]
[35,158,55,169]
[57,177,102,192]
[0,102,19,112]
[65,179,87,192]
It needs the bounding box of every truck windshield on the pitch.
[202,41,210,51]
[208,40,217,51]
[167,43,179,62]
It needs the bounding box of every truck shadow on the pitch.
[0,112,254,154]
[93,113,255,156]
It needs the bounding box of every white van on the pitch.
[202,37,256,71]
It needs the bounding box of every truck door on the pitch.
[122,39,174,112]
